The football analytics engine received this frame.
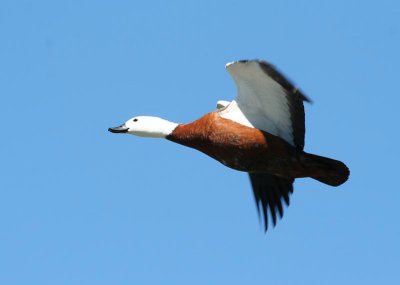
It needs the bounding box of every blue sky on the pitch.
[1,0,399,284]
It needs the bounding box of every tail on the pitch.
[301,153,350,187]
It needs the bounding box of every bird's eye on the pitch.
[133,118,138,122]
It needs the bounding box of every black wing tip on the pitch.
[234,59,312,104]
[256,60,312,103]
[260,205,282,233]
[236,59,313,104]
[249,174,294,233]
[258,202,281,233]
[228,59,313,104]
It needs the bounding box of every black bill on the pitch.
[108,126,129,133]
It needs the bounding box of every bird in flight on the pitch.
[109,60,349,231]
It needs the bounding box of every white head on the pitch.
[109,116,178,138]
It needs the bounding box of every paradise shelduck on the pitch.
[109,60,349,231]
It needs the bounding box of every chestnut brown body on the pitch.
[167,112,348,184]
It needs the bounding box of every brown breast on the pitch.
[166,112,299,175]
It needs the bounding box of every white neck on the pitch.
[126,116,179,138]
[142,120,178,138]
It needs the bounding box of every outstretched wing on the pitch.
[220,60,310,231]
[220,60,310,149]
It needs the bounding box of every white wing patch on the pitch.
[220,61,295,146]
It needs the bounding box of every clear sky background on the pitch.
[1,0,399,284]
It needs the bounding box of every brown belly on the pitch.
[195,135,299,175]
